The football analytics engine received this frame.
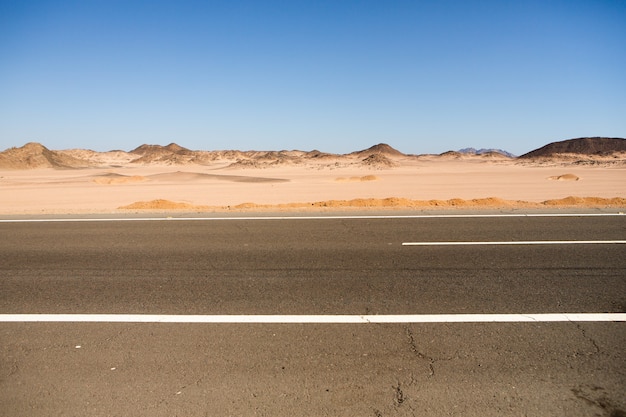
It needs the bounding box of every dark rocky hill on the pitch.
[519,137,626,158]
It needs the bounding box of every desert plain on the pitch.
[1,141,625,215]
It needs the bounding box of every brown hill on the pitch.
[438,151,463,159]
[351,143,405,158]
[130,143,192,155]
[129,143,216,165]
[519,137,626,158]
[305,150,338,159]
[0,142,91,169]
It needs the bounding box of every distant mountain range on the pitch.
[458,148,516,158]
[1,137,624,169]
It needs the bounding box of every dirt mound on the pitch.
[119,199,209,210]
[0,142,91,169]
[118,196,626,212]
[335,175,379,182]
[520,137,626,158]
[304,196,624,209]
[547,174,579,181]
[541,196,626,206]
[303,197,448,208]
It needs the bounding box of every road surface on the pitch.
[1,213,625,416]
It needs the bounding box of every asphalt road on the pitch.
[1,214,625,416]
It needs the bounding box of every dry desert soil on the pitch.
[1,140,625,214]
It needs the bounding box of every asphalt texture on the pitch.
[1,214,625,416]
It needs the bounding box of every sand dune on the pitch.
[547,174,580,181]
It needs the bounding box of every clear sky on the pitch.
[1,0,625,155]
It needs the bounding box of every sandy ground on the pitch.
[1,158,625,214]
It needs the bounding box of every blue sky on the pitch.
[1,0,624,155]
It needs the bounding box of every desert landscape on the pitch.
[1,137,625,215]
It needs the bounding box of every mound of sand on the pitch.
[547,174,579,181]
[119,199,210,210]
[118,196,626,211]
[92,174,147,184]
[335,175,379,182]
[298,197,525,209]
[541,196,626,206]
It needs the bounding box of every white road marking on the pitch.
[402,240,626,246]
[0,313,624,323]
[0,213,624,223]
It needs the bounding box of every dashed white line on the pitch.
[402,240,626,246]
[0,313,624,323]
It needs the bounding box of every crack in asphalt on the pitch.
[390,381,418,416]
[393,382,405,406]
[573,322,601,356]
[405,326,435,377]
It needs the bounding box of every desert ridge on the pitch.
[0,142,419,170]
[0,138,625,214]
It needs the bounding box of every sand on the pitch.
[1,155,625,214]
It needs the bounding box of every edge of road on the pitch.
[0,208,625,222]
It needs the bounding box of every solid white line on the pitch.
[402,240,626,246]
[0,213,624,223]
[0,313,624,323]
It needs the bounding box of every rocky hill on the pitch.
[519,137,626,158]
[129,143,215,165]
[3,138,625,170]
[351,143,405,158]
[0,142,92,169]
